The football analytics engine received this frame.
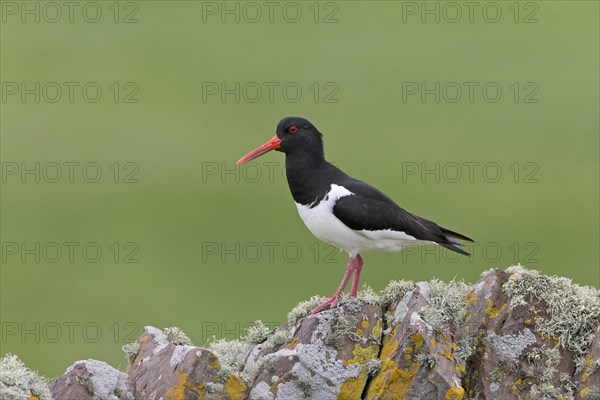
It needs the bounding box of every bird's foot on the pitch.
[310,295,341,314]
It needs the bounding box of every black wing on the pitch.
[332,180,473,255]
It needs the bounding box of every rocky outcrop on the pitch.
[49,360,130,400]
[4,265,599,400]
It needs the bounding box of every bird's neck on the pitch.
[285,151,342,206]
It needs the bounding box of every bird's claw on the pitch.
[310,295,341,315]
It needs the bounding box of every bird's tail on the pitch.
[439,227,474,256]
[440,227,474,243]
[439,242,470,256]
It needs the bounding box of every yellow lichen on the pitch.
[271,377,285,395]
[339,342,379,397]
[209,354,221,371]
[455,363,465,375]
[410,333,424,351]
[430,338,437,350]
[372,319,382,338]
[446,385,465,399]
[581,356,593,383]
[338,376,363,400]
[508,378,524,396]
[361,320,370,329]
[486,299,506,319]
[286,337,299,350]
[366,328,420,400]
[466,291,479,306]
[223,374,247,400]
[404,346,413,363]
[441,350,453,361]
[356,329,364,337]
[164,373,206,400]
[28,396,39,400]
[580,387,591,398]
[343,343,379,367]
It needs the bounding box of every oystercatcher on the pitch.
[236,117,473,314]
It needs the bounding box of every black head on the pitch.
[237,117,324,165]
[275,117,324,156]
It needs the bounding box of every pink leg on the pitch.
[349,254,363,297]
[310,255,360,314]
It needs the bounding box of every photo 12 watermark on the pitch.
[399,241,540,265]
[201,241,343,264]
[1,1,140,24]
[201,81,339,104]
[1,81,140,104]
[1,241,140,264]
[198,321,279,343]
[400,1,539,24]
[1,321,139,344]
[400,161,540,184]
[200,1,340,24]
[401,81,539,104]
[1,161,140,184]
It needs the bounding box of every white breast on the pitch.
[295,184,431,257]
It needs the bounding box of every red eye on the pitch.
[289,126,298,133]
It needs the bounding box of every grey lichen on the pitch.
[76,374,95,396]
[365,358,382,376]
[454,338,475,364]
[504,265,600,357]
[122,342,141,362]
[286,372,313,398]
[287,295,327,325]
[263,328,293,348]
[163,326,193,346]
[244,320,272,345]
[488,327,537,359]
[208,338,247,373]
[525,346,561,383]
[69,360,130,400]
[415,349,438,369]
[358,285,383,304]
[559,372,577,400]
[381,280,414,307]
[489,358,519,383]
[583,386,600,400]
[422,278,470,332]
[324,312,356,349]
[0,353,51,400]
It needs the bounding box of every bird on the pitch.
[236,117,473,314]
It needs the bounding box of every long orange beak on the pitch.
[236,136,282,165]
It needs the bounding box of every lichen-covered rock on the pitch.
[458,267,599,399]
[574,320,600,399]
[244,300,383,399]
[50,359,130,400]
[126,327,248,400]
[365,281,466,400]
[6,265,600,400]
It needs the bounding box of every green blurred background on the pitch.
[1,0,598,378]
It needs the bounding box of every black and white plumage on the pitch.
[237,116,473,313]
